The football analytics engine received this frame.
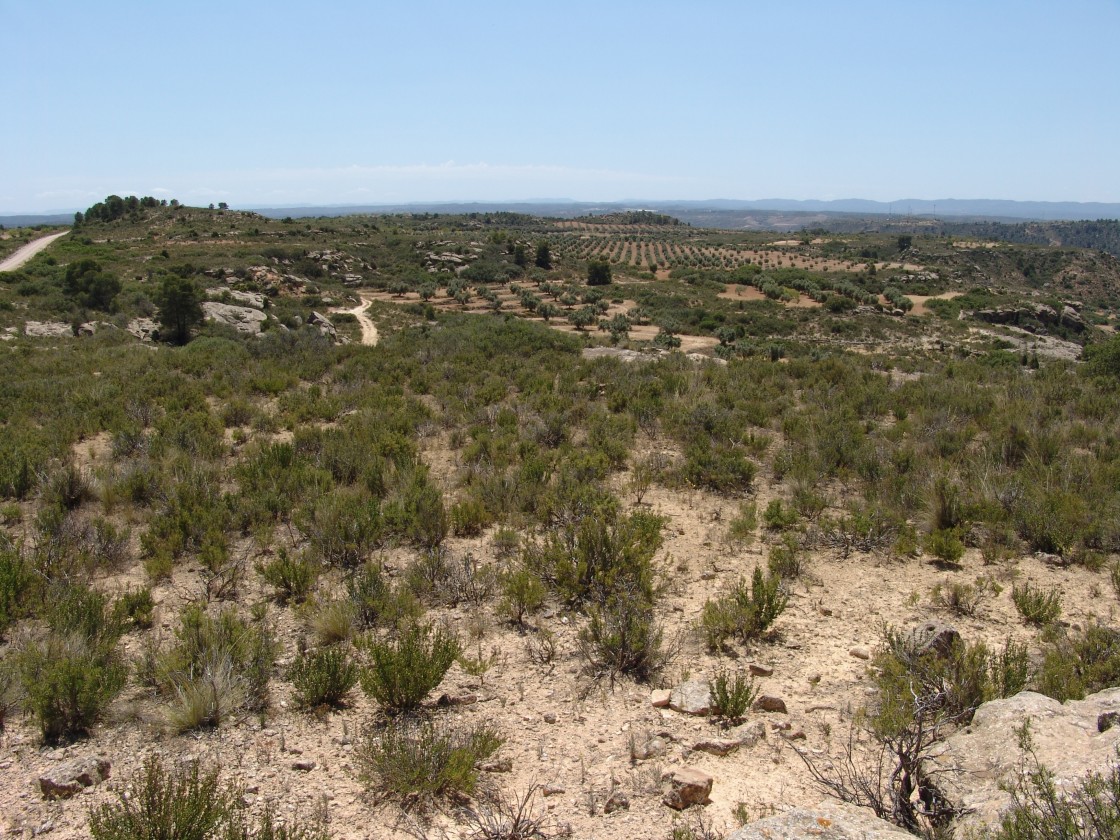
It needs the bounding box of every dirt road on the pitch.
[336,294,378,346]
[0,230,68,272]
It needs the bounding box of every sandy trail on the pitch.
[0,230,68,271]
[336,294,378,346]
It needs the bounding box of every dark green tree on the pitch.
[155,274,204,345]
[63,259,121,311]
[534,241,552,270]
[587,259,612,286]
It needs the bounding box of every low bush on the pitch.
[499,565,546,625]
[1035,623,1120,702]
[708,669,758,725]
[357,719,502,809]
[89,754,329,840]
[346,561,420,630]
[1012,582,1062,626]
[359,622,460,713]
[289,647,358,709]
[578,590,673,682]
[700,567,788,650]
[20,634,126,743]
[931,576,1000,617]
[257,550,318,604]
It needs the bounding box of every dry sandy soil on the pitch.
[0,425,1110,839]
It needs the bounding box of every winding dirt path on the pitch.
[0,230,68,271]
[336,294,378,346]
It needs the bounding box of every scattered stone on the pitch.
[754,695,788,714]
[542,784,566,797]
[730,720,767,748]
[780,729,807,741]
[669,680,712,716]
[291,760,315,772]
[437,692,478,707]
[480,757,513,773]
[39,756,111,800]
[650,689,671,708]
[632,735,669,761]
[749,663,773,677]
[771,721,792,732]
[693,737,741,756]
[1099,711,1120,732]
[662,767,713,810]
[543,712,557,724]
[807,673,822,686]
[604,790,630,813]
[727,799,914,839]
[849,646,871,660]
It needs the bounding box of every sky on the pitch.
[2,0,1118,213]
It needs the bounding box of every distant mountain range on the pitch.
[4,198,1118,230]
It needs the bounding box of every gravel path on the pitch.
[0,230,68,271]
[336,294,379,345]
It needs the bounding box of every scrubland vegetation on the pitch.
[2,198,1120,838]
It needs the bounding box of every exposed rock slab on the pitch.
[726,799,913,839]
[39,756,111,799]
[929,688,1120,836]
[202,302,267,334]
[661,767,712,810]
[669,680,712,716]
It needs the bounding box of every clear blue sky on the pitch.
[2,0,1118,213]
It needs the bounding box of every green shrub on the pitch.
[578,590,673,682]
[931,576,1000,618]
[357,719,502,809]
[450,496,492,537]
[257,550,318,604]
[499,565,546,625]
[762,498,798,531]
[20,634,126,743]
[767,533,804,580]
[726,501,757,545]
[708,669,758,725]
[289,647,358,709]
[1012,582,1062,626]
[157,605,276,731]
[308,599,356,645]
[345,561,420,630]
[681,440,756,493]
[0,547,31,638]
[89,754,329,840]
[533,508,664,608]
[924,527,965,565]
[701,567,788,650]
[1035,623,1120,702]
[359,622,460,713]
[299,487,381,568]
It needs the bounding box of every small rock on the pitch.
[650,689,671,708]
[39,756,111,800]
[781,729,807,741]
[542,784,566,797]
[480,758,513,773]
[731,719,767,748]
[693,738,741,756]
[849,646,871,660]
[662,767,713,810]
[754,695,788,714]
[807,673,822,686]
[291,760,315,772]
[543,712,558,724]
[1100,712,1120,733]
[771,721,792,732]
[632,736,669,761]
[748,663,773,677]
[437,692,478,707]
[604,790,630,813]
[669,680,712,716]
